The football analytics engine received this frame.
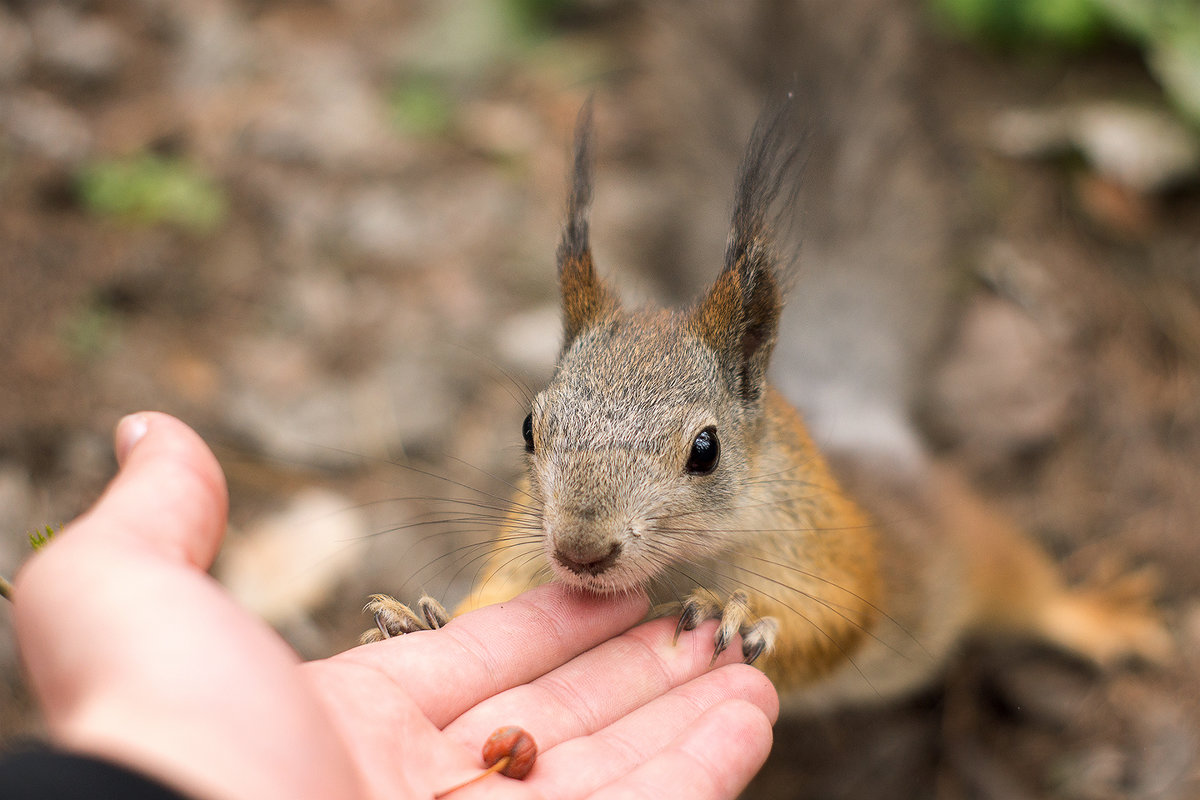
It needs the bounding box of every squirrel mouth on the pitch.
[550,542,647,594]
[557,571,637,595]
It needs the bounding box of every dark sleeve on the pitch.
[0,745,191,800]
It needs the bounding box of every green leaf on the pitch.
[77,153,227,233]
[1023,0,1105,45]
[388,76,455,138]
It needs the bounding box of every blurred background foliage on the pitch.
[77,153,228,232]
[931,0,1200,125]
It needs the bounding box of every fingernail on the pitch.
[115,413,149,467]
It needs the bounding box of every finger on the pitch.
[442,616,753,750]
[20,412,228,576]
[445,686,776,800]
[586,699,775,800]
[528,664,778,799]
[324,584,649,727]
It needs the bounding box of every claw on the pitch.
[418,595,450,629]
[670,590,777,666]
[361,593,446,642]
[741,617,779,665]
[672,616,690,646]
[712,591,751,664]
[673,592,719,645]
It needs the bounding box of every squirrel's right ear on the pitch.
[557,98,619,347]
[693,99,797,405]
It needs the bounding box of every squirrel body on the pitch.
[365,101,1169,705]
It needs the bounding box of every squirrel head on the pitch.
[524,98,797,593]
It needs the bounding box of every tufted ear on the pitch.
[557,97,620,348]
[693,101,797,404]
[694,247,781,405]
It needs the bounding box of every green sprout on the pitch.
[388,76,456,138]
[0,526,59,602]
[77,153,228,233]
[28,525,58,551]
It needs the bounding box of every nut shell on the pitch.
[482,725,538,779]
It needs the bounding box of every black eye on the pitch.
[522,412,535,453]
[685,427,720,475]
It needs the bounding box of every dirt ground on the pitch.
[2,1,1200,798]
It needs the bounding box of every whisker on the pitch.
[737,550,928,657]
[645,520,928,659]
[468,544,549,605]
[392,533,530,595]
[649,522,880,535]
[448,341,537,411]
[644,491,844,521]
[441,454,538,504]
[443,535,544,601]
[669,558,883,699]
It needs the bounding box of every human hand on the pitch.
[12,412,778,800]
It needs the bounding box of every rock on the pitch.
[224,334,460,469]
[1183,600,1200,661]
[0,465,35,673]
[458,100,544,159]
[0,90,93,163]
[391,0,522,80]
[339,185,430,263]
[250,171,344,261]
[992,102,1200,193]
[0,8,33,84]
[170,2,255,91]
[279,269,391,343]
[1107,681,1199,800]
[495,304,561,374]
[31,5,124,84]
[217,488,367,629]
[246,40,394,169]
[1074,103,1200,192]
[1073,173,1155,239]
[163,352,223,406]
[0,464,35,581]
[1053,746,1128,800]
[930,290,1077,465]
[337,174,517,267]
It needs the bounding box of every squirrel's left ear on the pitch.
[558,97,620,349]
[693,101,795,404]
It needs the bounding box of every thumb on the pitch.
[11,412,231,731]
[10,415,365,800]
[34,412,228,575]
[11,412,230,684]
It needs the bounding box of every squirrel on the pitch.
[362,99,1171,706]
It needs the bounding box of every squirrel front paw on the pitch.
[360,593,450,644]
[672,589,779,665]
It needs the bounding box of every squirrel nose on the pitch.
[554,540,623,577]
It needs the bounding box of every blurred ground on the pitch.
[2,1,1200,798]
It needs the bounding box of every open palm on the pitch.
[12,413,777,800]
